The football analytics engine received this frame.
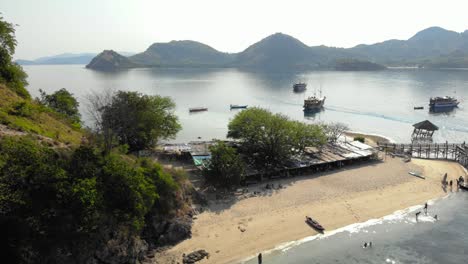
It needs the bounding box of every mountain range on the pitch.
[16,52,135,65]
[36,27,468,71]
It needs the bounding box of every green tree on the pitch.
[204,141,245,187]
[39,88,81,125]
[0,137,179,262]
[228,107,326,169]
[101,91,181,152]
[0,16,29,98]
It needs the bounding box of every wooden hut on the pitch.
[412,120,438,140]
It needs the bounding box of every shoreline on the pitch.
[154,157,466,264]
[240,192,452,263]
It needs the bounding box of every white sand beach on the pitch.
[154,156,466,264]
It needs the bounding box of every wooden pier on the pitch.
[378,142,468,168]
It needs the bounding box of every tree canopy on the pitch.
[39,88,81,125]
[0,136,179,262]
[100,91,181,152]
[203,141,245,187]
[227,107,326,169]
[0,16,28,98]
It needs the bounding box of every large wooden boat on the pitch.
[293,82,307,92]
[429,96,459,112]
[304,87,326,113]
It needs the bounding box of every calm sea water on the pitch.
[23,65,468,143]
[243,192,468,264]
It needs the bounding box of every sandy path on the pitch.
[155,157,466,264]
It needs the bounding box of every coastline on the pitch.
[344,131,393,146]
[154,156,466,264]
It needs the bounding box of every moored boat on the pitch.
[230,104,248,109]
[305,216,325,232]
[189,107,208,112]
[429,96,459,112]
[293,82,307,92]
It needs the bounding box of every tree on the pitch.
[323,122,349,142]
[100,91,181,152]
[204,141,245,187]
[39,88,81,125]
[228,107,326,169]
[0,16,29,98]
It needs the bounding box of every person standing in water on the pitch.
[258,253,262,264]
[416,211,421,222]
[424,202,428,215]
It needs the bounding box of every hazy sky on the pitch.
[3,0,468,60]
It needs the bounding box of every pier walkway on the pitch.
[377,142,468,169]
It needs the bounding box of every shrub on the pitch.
[354,136,365,143]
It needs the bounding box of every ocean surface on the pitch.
[243,192,468,264]
[23,65,468,143]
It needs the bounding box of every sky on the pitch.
[2,0,468,60]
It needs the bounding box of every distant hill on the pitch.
[16,53,97,65]
[233,33,316,70]
[16,52,135,65]
[350,27,468,66]
[85,50,138,71]
[86,26,468,71]
[130,40,233,67]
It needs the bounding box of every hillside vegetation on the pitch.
[0,84,83,145]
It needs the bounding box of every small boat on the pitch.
[230,104,248,109]
[408,171,425,179]
[189,107,208,113]
[414,106,424,110]
[305,216,325,232]
[293,82,307,92]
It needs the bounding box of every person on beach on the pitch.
[424,203,428,215]
[258,253,262,264]
[416,211,421,222]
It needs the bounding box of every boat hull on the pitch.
[189,107,208,112]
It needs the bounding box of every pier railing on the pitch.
[377,142,468,169]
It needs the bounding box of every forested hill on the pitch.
[86,26,468,71]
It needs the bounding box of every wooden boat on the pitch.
[408,171,425,179]
[293,82,307,92]
[414,106,424,110]
[305,216,325,232]
[189,107,208,113]
[230,104,248,109]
